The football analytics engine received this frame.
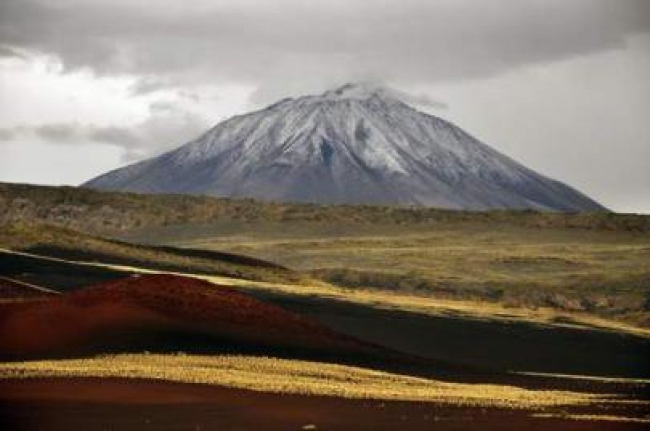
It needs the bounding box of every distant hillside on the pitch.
[1,182,648,234]
[0,223,302,287]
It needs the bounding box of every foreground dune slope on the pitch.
[0,274,370,360]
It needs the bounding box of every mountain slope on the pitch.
[84,84,605,211]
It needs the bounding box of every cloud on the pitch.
[32,123,82,142]
[0,0,648,102]
[390,89,448,110]
[0,44,25,59]
[128,76,175,96]
[0,102,209,161]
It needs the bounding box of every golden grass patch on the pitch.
[0,353,601,409]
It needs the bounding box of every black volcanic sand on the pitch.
[246,289,650,381]
[0,277,53,299]
[0,250,127,292]
[0,378,647,431]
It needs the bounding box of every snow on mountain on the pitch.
[83,83,606,211]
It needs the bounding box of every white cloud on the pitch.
[0,50,260,197]
[0,51,148,126]
[0,139,123,186]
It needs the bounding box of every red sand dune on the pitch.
[0,274,370,359]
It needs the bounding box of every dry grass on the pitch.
[0,353,602,409]
[3,182,650,234]
[532,413,650,424]
[156,221,650,329]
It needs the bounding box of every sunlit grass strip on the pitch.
[532,413,650,424]
[0,354,601,409]
[517,371,650,385]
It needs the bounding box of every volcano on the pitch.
[84,83,605,211]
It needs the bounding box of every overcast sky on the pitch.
[0,0,648,212]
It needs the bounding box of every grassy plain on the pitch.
[2,182,650,328]
[123,220,650,329]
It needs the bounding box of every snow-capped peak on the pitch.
[84,83,606,212]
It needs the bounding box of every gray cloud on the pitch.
[0,102,209,161]
[128,76,176,96]
[32,124,82,142]
[0,0,648,103]
[0,44,25,59]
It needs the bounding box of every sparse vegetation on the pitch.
[2,182,650,234]
[2,181,649,329]
[0,222,304,285]
[4,247,646,337]
[156,221,650,329]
